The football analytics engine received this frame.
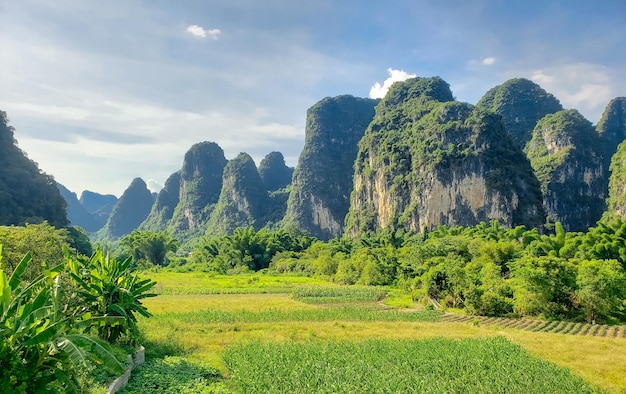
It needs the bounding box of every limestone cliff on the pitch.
[477,78,563,148]
[345,77,545,235]
[258,151,293,191]
[607,141,626,218]
[98,177,153,239]
[597,97,626,173]
[166,142,228,239]
[205,153,270,236]
[526,109,605,231]
[283,95,378,240]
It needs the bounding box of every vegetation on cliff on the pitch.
[476,78,563,147]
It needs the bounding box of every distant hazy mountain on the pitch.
[57,184,103,232]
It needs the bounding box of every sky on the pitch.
[1,0,625,197]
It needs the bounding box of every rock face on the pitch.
[607,141,626,218]
[167,142,228,238]
[477,78,563,148]
[526,109,606,231]
[283,95,378,240]
[139,172,181,233]
[57,184,102,232]
[345,77,545,235]
[0,110,67,227]
[597,97,626,173]
[99,178,153,239]
[258,151,293,191]
[206,153,270,236]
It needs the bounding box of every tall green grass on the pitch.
[147,272,328,295]
[224,337,601,393]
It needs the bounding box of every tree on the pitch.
[0,222,69,280]
[120,230,179,266]
[575,259,626,323]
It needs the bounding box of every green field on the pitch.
[125,272,626,393]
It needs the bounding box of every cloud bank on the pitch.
[369,68,417,99]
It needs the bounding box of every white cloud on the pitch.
[146,179,164,193]
[529,63,614,122]
[369,68,417,99]
[186,24,221,40]
[482,57,496,66]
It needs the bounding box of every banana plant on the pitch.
[0,245,125,393]
[67,249,157,344]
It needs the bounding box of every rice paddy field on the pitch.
[124,272,626,393]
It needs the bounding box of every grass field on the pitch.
[128,272,626,393]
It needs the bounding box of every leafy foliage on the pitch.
[0,246,125,393]
[67,250,157,344]
[0,222,77,281]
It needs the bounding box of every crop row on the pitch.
[443,314,626,338]
[291,285,388,303]
[223,337,598,393]
[154,307,444,324]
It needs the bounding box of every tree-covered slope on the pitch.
[206,152,270,236]
[0,111,68,227]
[283,95,378,240]
[525,109,606,231]
[346,77,545,235]
[476,78,563,148]
[98,177,154,239]
[258,151,293,191]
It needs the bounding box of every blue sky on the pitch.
[1,0,625,196]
